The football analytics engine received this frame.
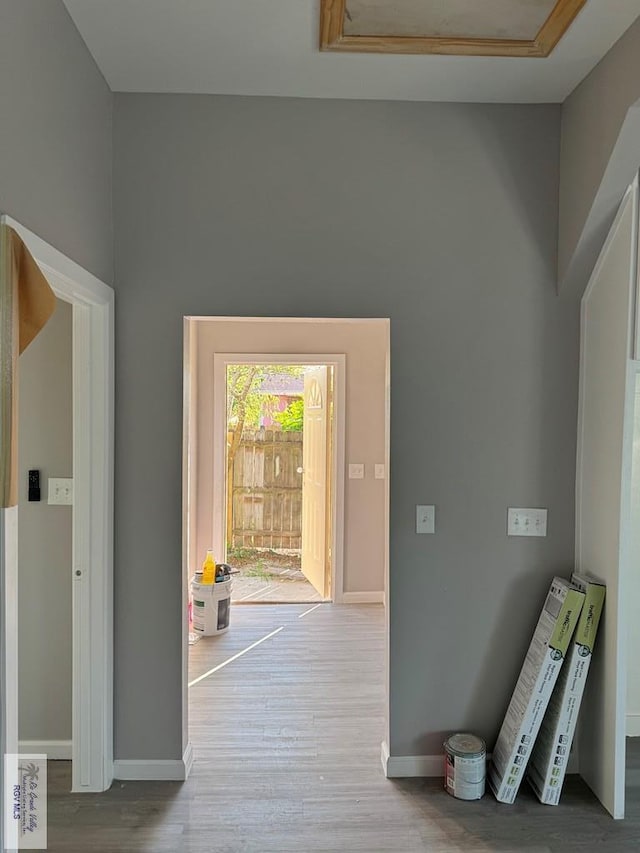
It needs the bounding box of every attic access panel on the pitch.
[320,0,587,57]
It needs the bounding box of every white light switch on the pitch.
[48,478,74,505]
[416,505,435,534]
[507,507,547,537]
[375,464,385,480]
[348,463,365,480]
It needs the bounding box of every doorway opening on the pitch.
[0,215,114,815]
[574,176,640,818]
[182,317,390,778]
[224,361,334,604]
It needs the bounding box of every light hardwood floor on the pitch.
[48,604,640,852]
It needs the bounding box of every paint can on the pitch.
[191,578,232,636]
[443,733,486,800]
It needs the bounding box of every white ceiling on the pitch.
[62,0,640,103]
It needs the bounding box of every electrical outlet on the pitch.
[48,477,74,506]
[374,464,385,480]
[416,505,435,534]
[507,507,547,537]
[348,464,365,479]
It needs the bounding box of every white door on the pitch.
[576,180,639,818]
[301,366,329,598]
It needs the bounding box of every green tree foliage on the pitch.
[274,398,304,431]
[226,364,304,431]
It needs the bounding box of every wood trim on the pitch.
[380,742,459,778]
[341,591,384,604]
[319,0,586,58]
[319,0,346,51]
[113,743,192,781]
[19,740,73,760]
[113,758,189,782]
[321,33,545,58]
[536,0,587,56]
[574,179,639,820]
[72,299,93,789]
[1,214,115,796]
[183,741,194,779]
[381,742,497,778]
[187,316,387,325]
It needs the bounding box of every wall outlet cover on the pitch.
[348,463,365,479]
[48,477,74,505]
[507,507,547,537]
[416,505,435,534]
[374,464,385,480]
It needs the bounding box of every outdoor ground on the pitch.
[227,547,322,603]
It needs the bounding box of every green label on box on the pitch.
[549,589,584,655]
[575,584,606,652]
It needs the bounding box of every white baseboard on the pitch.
[114,742,194,781]
[380,741,580,781]
[183,741,194,779]
[381,741,444,777]
[627,714,640,737]
[381,741,498,778]
[341,591,384,604]
[381,739,390,773]
[19,740,72,760]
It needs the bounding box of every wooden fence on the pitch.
[230,428,302,550]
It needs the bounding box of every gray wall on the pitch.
[114,94,577,759]
[559,16,640,286]
[18,299,73,742]
[0,0,111,755]
[1,0,635,779]
[0,0,113,284]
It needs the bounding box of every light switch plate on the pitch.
[507,507,547,537]
[48,477,74,505]
[416,505,435,534]
[374,464,385,480]
[348,464,365,479]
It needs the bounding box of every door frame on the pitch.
[211,353,346,603]
[574,176,639,818]
[0,215,114,800]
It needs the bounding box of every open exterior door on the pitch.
[301,366,329,598]
[576,179,640,819]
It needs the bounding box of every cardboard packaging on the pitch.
[527,574,605,805]
[488,577,585,804]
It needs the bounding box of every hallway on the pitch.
[46,604,640,851]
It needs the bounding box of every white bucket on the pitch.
[444,733,486,800]
[191,578,232,636]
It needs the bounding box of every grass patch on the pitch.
[243,560,271,581]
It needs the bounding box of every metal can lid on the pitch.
[444,733,486,757]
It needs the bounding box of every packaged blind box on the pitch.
[527,574,605,805]
[488,577,585,804]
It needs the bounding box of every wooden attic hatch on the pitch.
[319,0,587,58]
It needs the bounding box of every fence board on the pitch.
[230,428,302,550]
